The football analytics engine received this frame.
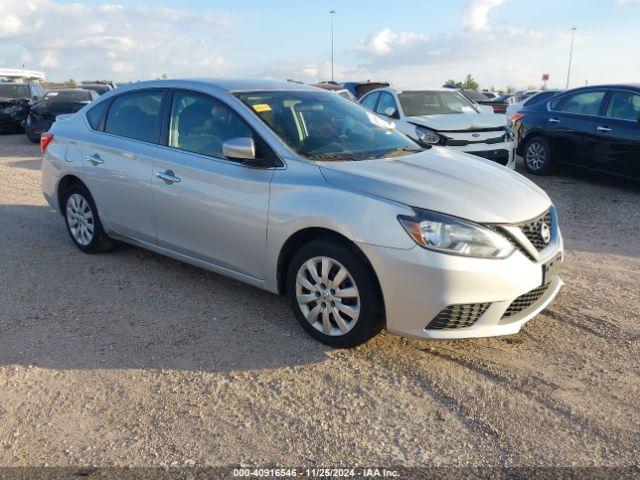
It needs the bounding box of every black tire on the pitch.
[523,136,554,175]
[286,239,384,348]
[62,183,115,254]
[25,125,40,144]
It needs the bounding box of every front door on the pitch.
[152,90,275,280]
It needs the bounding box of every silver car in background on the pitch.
[41,79,563,348]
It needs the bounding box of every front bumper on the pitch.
[448,140,516,169]
[359,235,563,340]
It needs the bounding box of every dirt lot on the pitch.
[0,133,638,469]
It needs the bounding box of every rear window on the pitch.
[0,83,31,99]
[86,100,110,130]
[40,90,93,105]
[104,91,164,143]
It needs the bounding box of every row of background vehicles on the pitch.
[0,69,116,143]
[318,80,639,181]
[3,70,639,180]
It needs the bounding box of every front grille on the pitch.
[518,210,552,250]
[427,303,490,330]
[502,284,549,318]
[443,135,505,147]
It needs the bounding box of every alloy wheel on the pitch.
[525,141,547,171]
[295,256,361,336]
[66,193,94,246]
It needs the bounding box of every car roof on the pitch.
[363,87,461,95]
[563,83,640,93]
[125,78,319,93]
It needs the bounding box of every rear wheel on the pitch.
[63,184,115,253]
[523,136,553,175]
[286,240,384,348]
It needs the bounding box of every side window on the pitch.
[525,91,554,107]
[86,100,110,130]
[605,91,640,122]
[105,91,164,143]
[169,92,255,160]
[558,91,605,116]
[361,92,380,110]
[376,93,398,116]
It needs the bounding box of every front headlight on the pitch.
[398,209,515,258]
[414,125,441,145]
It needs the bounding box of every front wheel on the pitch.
[286,240,384,348]
[523,136,553,175]
[63,184,115,253]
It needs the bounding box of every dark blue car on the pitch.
[514,84,640,180]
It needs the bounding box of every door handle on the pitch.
[156,170,181,184]
[548,118,560,124]
[85,154,103,165]
[596,126,612,133]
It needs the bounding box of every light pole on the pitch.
[565,27,577,89]
[330,10,336,82]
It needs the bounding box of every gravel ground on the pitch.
[0,133,638,469]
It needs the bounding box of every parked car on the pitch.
[25,89,97,143]
[514,84,640,179]
[79,83,113,96]
[41,79,563,348]
[0,81,46,133]
[312,82,357,101]
[340,81,390,99]
[360,87,516,167]
[506,90,562,125]
[482,91,499,100]
[458,90,496,113]
[477,93,513,114]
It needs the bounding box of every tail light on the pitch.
[40,132,54,153]
[512,113,525,123]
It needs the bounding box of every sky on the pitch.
[1,0,639,89]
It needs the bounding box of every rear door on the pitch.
[545,89,606,166]
[82,89,166,243]
[589,89,640,179]
[151,89,276,280]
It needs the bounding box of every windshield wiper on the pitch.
[383,146,426,158]
[309,152,355,162]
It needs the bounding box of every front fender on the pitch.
[264,160,415,292]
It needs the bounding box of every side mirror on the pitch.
[223,137,255,161]
[383,106,399,118]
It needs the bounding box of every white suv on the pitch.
[360,87,516,168]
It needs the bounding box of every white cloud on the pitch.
[0,0,234,81]
[462,0,507,31]
[356,28,429,56]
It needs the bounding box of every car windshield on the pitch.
[235,90,423,161]
[398,91,479,116]
[0,83,30,99]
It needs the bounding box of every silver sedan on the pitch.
[41,79,563,347]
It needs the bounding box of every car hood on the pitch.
[406,112,506,132]
[318,148,550,224]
